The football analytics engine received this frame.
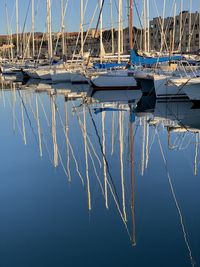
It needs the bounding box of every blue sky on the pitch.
[0,0,200,35]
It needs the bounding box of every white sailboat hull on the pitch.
[91,89,142,104]
[91,70,138,89]
[183,84,200,100]
[154,75,187,98]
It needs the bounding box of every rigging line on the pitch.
[21,0,31,37]
[133,0,144,29]
[25,91,56,163]
[72,102,102,168]
[87,106,120,204]
[156,128,195,267]
[57,147,69,180]
[38,94,50,127]
[94,0,105,38]
[17,90,39,145]
[53,98,84,186]
[71,103,104,193]
[161,100,191,133]
[71,105,104,194]
[6,91,23,139]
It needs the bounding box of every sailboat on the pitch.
[90,0,140,89]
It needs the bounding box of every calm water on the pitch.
[0,79,200,267]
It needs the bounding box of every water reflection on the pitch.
[0,76,200,266]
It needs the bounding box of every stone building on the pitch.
[149,11,200,52]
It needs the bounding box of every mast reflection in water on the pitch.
[0,78,199,267]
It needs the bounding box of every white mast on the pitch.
[119,110,127,222]
[147,0,150,52]
[102,111,108,209]
[141,117,146,176]
[100,0,103,63]
[188,0,192,51]
[32,0,35,57]
[80,0,84,57]
[179,0,183,51]
[118,0,122,63]
[51,95,58,168]
[61,0,66,56]
[20,94,27,146]
[47,0,53,59]
[120,1,123,54]
[129,107,136,246]
[172,2,176,53]
[16,0,19,57]
[65,101,71,182]
[36,94,43,157]
[83,105,91,211]
[194,134,198,176]
[161,0,166,51]
[143,0,147,51]
[110,0,114,55]
[12,83,16,133]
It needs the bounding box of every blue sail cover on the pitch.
[130,50,182,66]
[93,50,182,69]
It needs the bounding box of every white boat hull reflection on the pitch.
[91,89,142,105]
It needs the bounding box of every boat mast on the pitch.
[119,110,127,222]
[20,93,27,146]
[12,83,16,133]
[102,111,108,209]
[110,0,115,54]
[179,0,183,52]
[129,0,133,50]
[32,0,35,57]
[120,2,123,54]
[80,0,84,57]
[129,106,136,246]
[100,0,103,63]
[147,0,150,52]
[5,2,13,61]
[47,0,53,60]
[141,117,146,176]
[51,95,58,168]
[172,2,176,53]
[118,0,122,63]
[61,0,66,56]
[16,0,19,57]
[65,101,71,182]
[83,105,91,211]
[161,0,166,51]
[194,134,198,176]
[36,94,43,157]
[143,0,147,52]
[188,0,192,51]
